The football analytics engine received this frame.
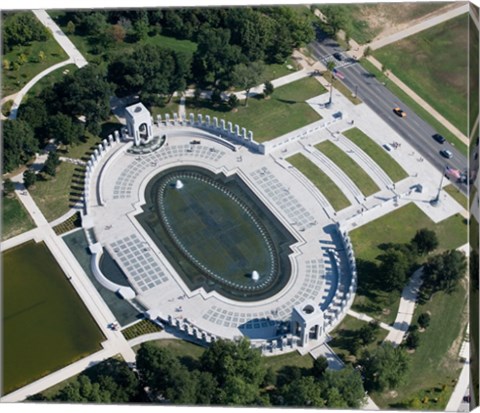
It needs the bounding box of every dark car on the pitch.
[432,133,446,143]
[393,107,406,117]
[440,149,453,159]
[333,52,343,61]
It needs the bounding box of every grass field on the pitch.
[2,35,68,96]
[184,77,326,142]
[372,281,468,409]
[328,315,389,362]
[373,14,469,136]
[3,241,104,394]
[25,63,77,99]
[350,203,467,324]
[315,140,380,197]
[343,127,408,182]
[132,339,206,361]
[287,153,351,211]
[29,162,82,222]
[444,184,469,211]
[360,59,468,157]
[263,350,314,373]
[2,195,35,241]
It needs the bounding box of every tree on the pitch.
[23,170,37,189]
[47,113,84,146]
[38,50,46,62]
[311,356,328,379]
[3,12,50,53]
[200,338,266,405]
[232,61,264,107]
[3,179,15,197]
[2,119,39,172]
[279,376,325,407]
[417,312,431,329]
[263,81,274,98]
[360,343,409,392]
[357,321,379,345]
[411,228,439,255]
[211,89,223,106]
[377,247,411,291]
[363,46,372,58]
[55,375,111,403]
[43,151,61,177]
[406,330,420,349]
[53,65,112,134]
[320,367,366,408]
[423,250,467,293]
[66,20,76,35]
[227,94,239,110]
[133,15,149,41]
[192,27,242,87]
[3,59,11,70]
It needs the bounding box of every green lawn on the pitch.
[150,97,181,119]
[260,56,300,84]
[25,63,77,99]
[132,339,206,361]
[372,282,468,409]
[287,153,351,211]
[143,34,197,55]
[2,35,68,96]
[3,241,104,394]
[350,203,467,324]
[263,350,314,373]
[315,140,380,197]
[343,127,408,182]
[373,14,469,137]
[184,76,326,142]
[328,315,389,362]
[29,162,82,222]
[2,195,35,241]
[444,184,468,210]
[360,59,468,157]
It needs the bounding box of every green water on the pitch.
[2,241,104,395]
[137,166,296,301]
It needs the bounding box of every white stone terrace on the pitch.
[83,124,351,345]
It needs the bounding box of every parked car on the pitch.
[393,107,406,117]
[432,133,446,143]
[383,144,392,151]
[440,149,453,159]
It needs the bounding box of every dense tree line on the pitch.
[29,339,367,407]
[2,12,50,53]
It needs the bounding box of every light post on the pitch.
[431,166,446,206]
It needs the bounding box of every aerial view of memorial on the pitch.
[1,1,479,410]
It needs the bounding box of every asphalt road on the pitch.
[309,32,468,194]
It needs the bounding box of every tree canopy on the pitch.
[3,11,50,53]
[423,250,467,293]
[411,228,439,255]
[360,342,409,392]
[2,120,38,173]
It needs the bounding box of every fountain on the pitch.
[251,270,260,282]
[175,179,184,189]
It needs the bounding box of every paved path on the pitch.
[446,361,471,411]
[33,10,88,68]
[8,60,73,119]
[383,268,423,346]
[4,10,89,120]
[347,309,394,333]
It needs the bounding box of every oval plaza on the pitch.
[81,102,356,353]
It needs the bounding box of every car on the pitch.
[333,52,343,61]
[440,149,453,159]
[383,144,392,151]
[432,133,446,143]
[393,107,406,117]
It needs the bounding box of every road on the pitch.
[309,32,468,195]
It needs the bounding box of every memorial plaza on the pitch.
[81,84,464,352]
